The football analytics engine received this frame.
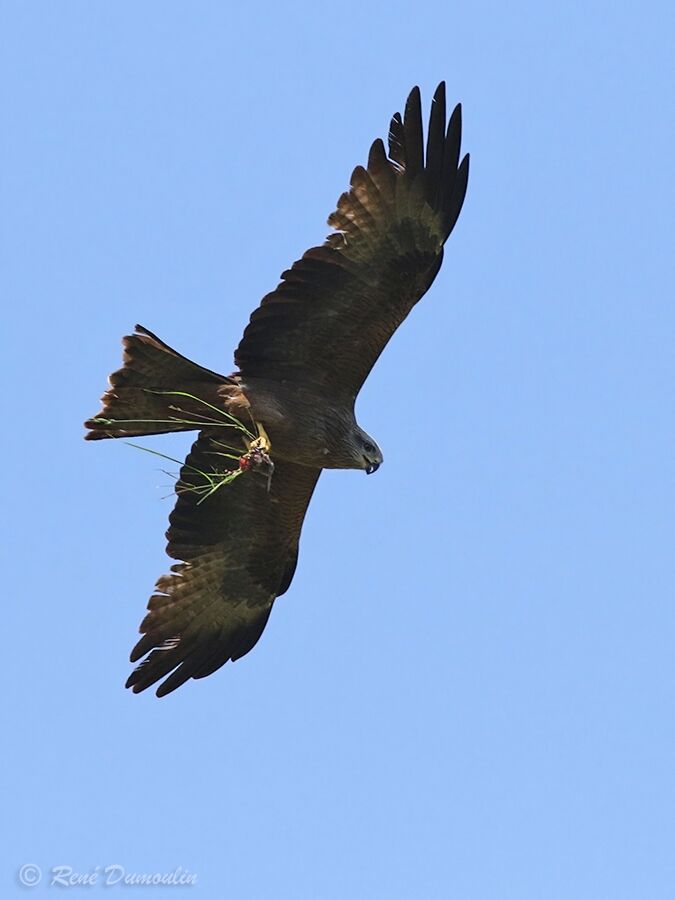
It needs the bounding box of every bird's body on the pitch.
[85,83,469,695]
[235,375,368,470]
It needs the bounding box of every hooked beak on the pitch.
[365,461,380,475]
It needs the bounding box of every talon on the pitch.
[249,421,271,454]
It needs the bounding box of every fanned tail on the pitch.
[84,325,235,440]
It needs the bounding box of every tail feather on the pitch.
[84,325,234,440]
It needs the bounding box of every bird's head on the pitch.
[353,427,383,475]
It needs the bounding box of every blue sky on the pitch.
[3,2,674,897]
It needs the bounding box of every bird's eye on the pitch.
[363,441,375,453]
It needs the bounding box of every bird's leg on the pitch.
[240,422,274,491]
[249,421,272,455]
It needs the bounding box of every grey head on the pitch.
[352,425,383,474]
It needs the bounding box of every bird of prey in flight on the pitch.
[85,83,470,696]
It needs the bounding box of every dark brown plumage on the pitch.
[235,85,468,397]
[85,83,469,696]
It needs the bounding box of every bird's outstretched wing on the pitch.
[126,433,320,696]
[235,82,469,398]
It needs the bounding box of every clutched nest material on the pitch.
[90,389,275,502]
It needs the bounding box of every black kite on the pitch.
[85,84,469,696]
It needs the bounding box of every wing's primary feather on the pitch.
[234,82,469,398]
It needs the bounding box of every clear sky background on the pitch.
[3,2,674,898]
